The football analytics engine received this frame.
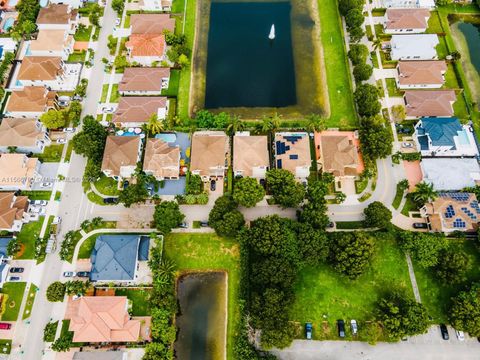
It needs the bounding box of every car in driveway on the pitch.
[31,200,47,206]
[210,180,216,192]
[0,323,11,330]
[179,222,188,229]
[9,267,24,273]
[305,322,313,340]
[350,319,358,336]
[8,276,21,282]
[413,222,428,229]
[103,197,119,204]
[63,127,76,133]
[455,330,465,341]
[337,320,345,338]
[102,106,115,113]
[40,182,53,188]
[63,271,75,277]
[56,138,67,144]
[76,271,90,278]
[440,324,449,340]
[200,221,209,227]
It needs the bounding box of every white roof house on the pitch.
[0,38,17,60]
[421,158,480,191]
[390,34,439,60]
[382,0,435,9]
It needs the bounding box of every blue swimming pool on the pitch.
[2,18,14,32]
[155,133,176,143]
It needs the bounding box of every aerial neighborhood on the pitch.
[0,0,477,359]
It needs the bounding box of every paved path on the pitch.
[406,253,422,302]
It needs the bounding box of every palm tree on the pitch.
[372,38,382,51]
[412,182,438,206]
[305,114,326,133]
[260,116,273,133]
[270,112,281,132]
[226,115,244,136]
[146,114,164,135]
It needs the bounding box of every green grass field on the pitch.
[162,69,181,97]
[1,282,27,321]
[36,144,64,162]
[164,233,239,359]
[15,217,45,259]
[115,288,152,316]
[22,284,38,320]
[93,175,120,196]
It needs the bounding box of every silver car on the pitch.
[350,319,358,336]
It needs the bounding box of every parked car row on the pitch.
[63,271,90,278]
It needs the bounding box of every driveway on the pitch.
[32,163,60,190]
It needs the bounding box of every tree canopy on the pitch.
[266,169,305,208]
[359,115,393,161]
[353,63,373,82]
[397,231,448,268]
[348,44,369,65]
[46,281,66,302]
[72,116,108,161]
[363,201,392,229]
[296,223,329,266]
[354,84,381,117]
[233,177,265,208]
[153,201,185,234]
[449,283,480,337]
[435,248,470,285]
[40,110,66,129]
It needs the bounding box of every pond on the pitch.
[175,272,227,360]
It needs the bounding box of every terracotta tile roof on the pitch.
[190,132,228,177]
[233,135,269,177]
[118,67,170,92]
[18,56,63,81]
[0,118,45,147]
[101,136,141,177]
[398,60,447,86]
[385,8,430,30]
[65,296,141,343]
[130,14,175,34]
[0,154,38,188]
[6,87,56,113]
[126,34,165,57]
[113,97,167,124]
[36,4,71,25]
[30,30,72,52]
[0,192,28,229]
[143,138,180,178]
[404,90,456,117]
[316,133,359,177]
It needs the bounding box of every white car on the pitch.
[102,106,115,113]
[32,200,47,206]
[115,17,121,26]
[455,330,465,341]
[402,142,413,148]
[63,127,76,133]
[40,182,53,188]
[350,320,358,336]
[56,138,67,144]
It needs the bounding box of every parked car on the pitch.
[179,222,188,229]
[123,180,129,190]
[440,324,449,340]
[412,222,428,229]
[31,200,47,206]
[102,106,115,113]
[337,320,345,338]
[103,197,119,204]
[63,271,75,277]
[115,17,121,26]
[455,330,465,341]
[146,185,154,196]
[76,271,90,278]
[56,138,67,144]
[0,323,11,330]
[305,322,312,340]
[9,267,24,273]
[63,127,76,133]
[200,221,209,227]
[350,319,358,336]
[40,182,53,188]
[327,222,335,228]
[259,178,266,188]
[210,180,216,192]
[72,95,83,101]
[8,276,21,282]
[401,142,413,148]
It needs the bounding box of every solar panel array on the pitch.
[461,207,477,221]
[444,205,455,219]
[453,218,466,228]
[470,201,480,214]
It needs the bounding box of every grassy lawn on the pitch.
[400,193,418,216]
[318,0,357,129]
[444,63,460,89]
[101,84,120,103]
[370,51,379,68]
[20,191,51,200]
[355,177,368,194]
[162,69,181,97]
[115,288,152,316]
[453,93,470,120]
[0,339,11,354]
[65,142,74,162]
[77,233,97,259]
[414,239,480,323]
[67,50,87,63]
[291,232,412,340]
[15,217,45,260]
[64,231,83,263]
[1,282,27,321]
[427,11,443,34]
[36,144,64,162]
[164,233,239,359]
[22,284,38,320]
[385,78,402,97]
[436,36,449,59]
[87,191,106,206]
[392,182,405,209]
[93,175,120,196]
[74,26,92,41]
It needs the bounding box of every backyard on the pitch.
[115,288,151,316]
[1,282,27,321]
[15,217,45,260]
[36,144,64,163]
[92,175,120,196]
[164,233,240,359]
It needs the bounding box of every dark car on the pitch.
[200,221,209,227]
[76,271,90,277]
[210,180,216,192]
[305,322,312,340]
[327,222,335,228]
[440,324,449,340]
[103,197,119,204]
[259,178,266,189]
[413,222,428,229]
[123,180,130,190]
[9,267,24,273]
[0,323,11,330]
[179,222,188,228]
[337,320,346,338]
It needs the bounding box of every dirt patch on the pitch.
[14,244,25,258]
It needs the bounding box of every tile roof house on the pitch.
[130,14,175,34]
[421,192,480,233]
[384,8,430,34]
[414,117,478,157]
[0,237,13,288]
[49,0,83,9]
[315,131,361,177]
[139,0,172,12]
[0,154,40,191]
[73,352,126,360]
[382,0,435,9]
[143,138,180,180]
[274,132,311,182]
[113,97,169,127]
[421,158,480,190]
[28,29,74,60]
[65,296,142,342]
[0,118,50,154]
[396,60,447,89]
[5,87,57,118]
[404,90,456,118]
[90,234,150,282]
[101,136,142,181]
[0,192,29,232]
[190,131,229,180]
[36,4,78,34]
[390,34,439,60]
[14,56,67,90]
[233,134,269,179]
[126,34,167,66]
[118,67,170,95]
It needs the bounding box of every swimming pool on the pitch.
[2,18,14,32]
[155,133,176,143]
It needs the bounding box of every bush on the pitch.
[46,281,66,302]
[233,177,265,208]
[43,321,58,342]
[353,63,373,82]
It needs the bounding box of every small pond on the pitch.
[175,272,227,360]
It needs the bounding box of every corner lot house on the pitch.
[113,97,169,127]
[138,0,172,12]
[90,234,150,282]
[0,118,50,154]
[274,132,311,182]
[0,192,30,232]
[190,131,229,180]
[421,192,480,233]
[390,34,439,60]
[28,29,74,60]
[143,138,180,181]
[0,154,40,191]
[396,60,447,89]
[101,136,142,182]
[233,134,269,180]
[414,117,478,157]
[5,87,57,118]
[404,90,456,118]
[64,296,143,342]
[382,0,435,9]
[118,67,170,96]
[421,158,480,190]
[125,34,167,66]
[130,14,175,34]
[384,8,430,34]
[36,4,78,34]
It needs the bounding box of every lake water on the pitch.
[205,1,296,108]
[175,272,227,360]
[455,21,480,74]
